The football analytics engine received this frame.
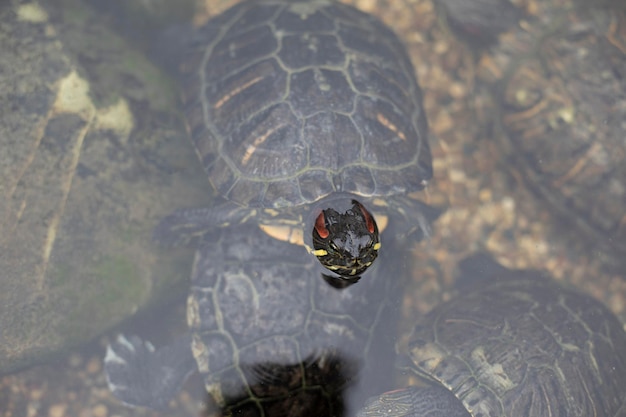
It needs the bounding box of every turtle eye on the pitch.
[355,201,376,234]
[314,211,330,238]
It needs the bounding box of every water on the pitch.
[1,0,625,416]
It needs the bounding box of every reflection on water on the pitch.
[2,0,626,416]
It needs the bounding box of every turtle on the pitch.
[437,0,626,263]
[153,0,435,279]
[357,255,626,417]
[105,220,408,416]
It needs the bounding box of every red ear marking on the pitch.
[357,203,376,234]
[315,212,329,238]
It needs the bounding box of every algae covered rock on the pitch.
[0,0,209,373]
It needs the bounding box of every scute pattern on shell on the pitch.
[186,223,403,414]
[407,276,626,417]
[477,1,626,258]
[182,0,431,208]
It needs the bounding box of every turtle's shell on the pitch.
[406,274,626,416]
[186,222,404,415]
[466,1,626,258]
[182,0,431,208]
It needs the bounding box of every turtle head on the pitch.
[312,199,380,277]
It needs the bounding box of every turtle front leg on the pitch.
[104,333,196,409]
[387,196,445,242]
[153,202,255,246]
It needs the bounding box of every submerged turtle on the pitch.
[439,0,626,261]
[154,0,434,278]
[105,221,406,416]
[358,256,626,416]
[105,1,438,413]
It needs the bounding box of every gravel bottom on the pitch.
[2,0,624,416]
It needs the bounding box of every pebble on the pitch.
[48,403,67,417]
[91,404,108,417]
[86,357,101,375]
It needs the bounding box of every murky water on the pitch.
[1,0,625,416]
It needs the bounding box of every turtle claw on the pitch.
[152,208,212,247]
[153,203,253,247]
[104,334,195,410]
